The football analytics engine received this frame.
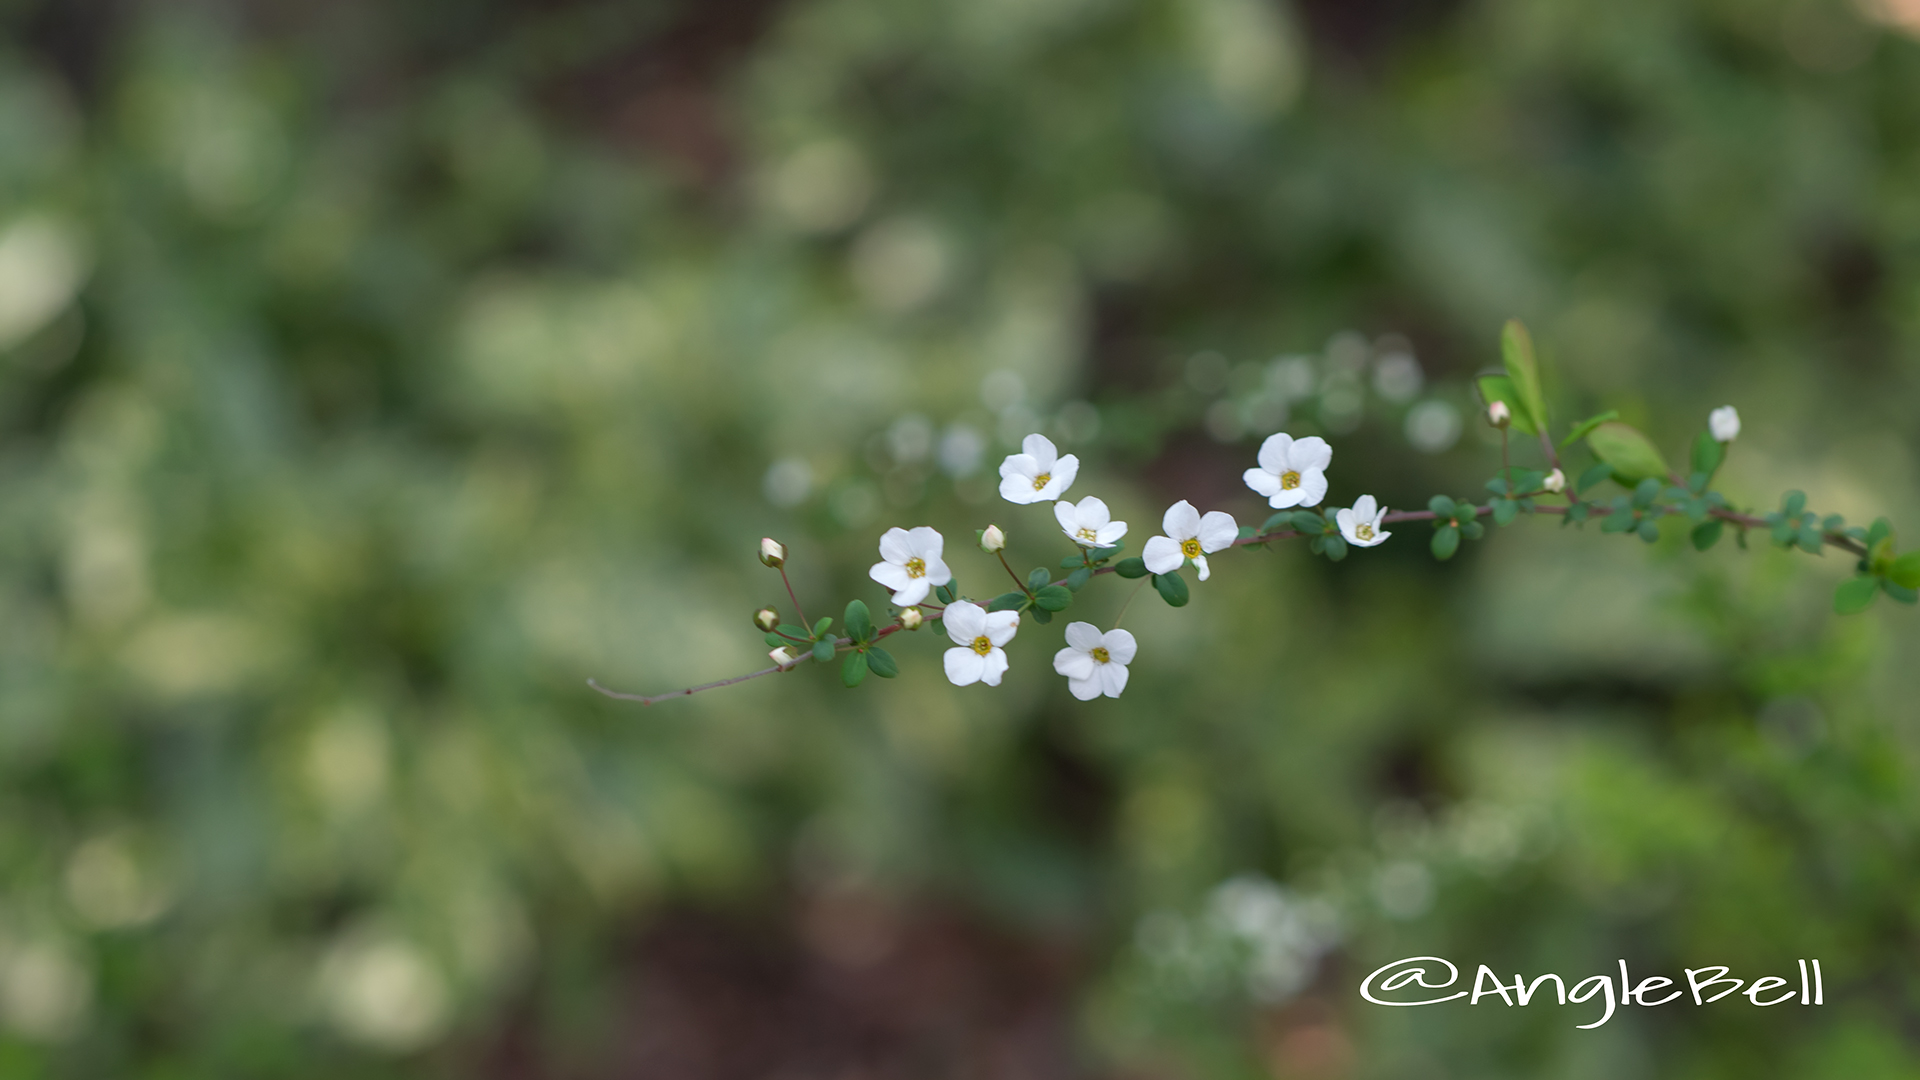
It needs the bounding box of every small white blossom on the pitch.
[1542,468,1566,493]
[1244,433,1331,509]
[1335,495,1391,548]
[1142,500,1238,581]
[980,524,1006,552]
[942,600,1019,687]
[896,607,924,630]
[1053,622,1136,700]
[868,526,952,607]
[1487,400,1511,427]
[1710,405,1740,443]
[759,537,787,567]
[1054,496,1127,549]
[998,433,1080,504]
[769,646,801,669]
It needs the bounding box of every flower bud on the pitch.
[769,646,801,669]
[980,524,1005,553]
[896,607,924,630]
[1487,400,1511,428]
[753,607,780,632]
[1542,468,1566,494]
[1709,405,1740,443]
[758,537,787,568]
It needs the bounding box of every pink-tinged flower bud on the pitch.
[1487,400,1511,427]
[896,607,924,630]
[759,537,787,568]
[769,646,801,669]
[980,524,1006,553]
[753,607,780,632]
[1542,468,1566,494]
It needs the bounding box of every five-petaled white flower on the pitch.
[998,433,1080,504]
[1709,405,1740,443]
[1142,500,1238,581]
[1245,433,1332,509]
[1053,622,1136,700]
[1055,496,1127,549]
[868,526,952,606]
[942,600,1020,687]
[1335,495,1391,548]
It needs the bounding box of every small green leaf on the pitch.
[1632,478,1661,509]
[777,624,809,640]
[842,651,869,687]
[1322,535,1349,562]
[1152,571,1190,607]
[1491,498,1518,526]
[1431,525,1461,560]
[1566,503,1591,524]
[1500,319,1549,433]
[1064,567,1092,592]
[865,645,899,678]
[935,582,957,604]
[1115,557,1150,579]
[1586,422,1671,484]
[844,599,873,643]
[1577,463,1615,494]
[1601,507,1636,534]
[812,639,836,663]
[1475,374,1539,435]
[1560,410,1621,449]
[1033,584,1073,611]
[1030,606,1054,624]
[1797,526,1823,553]
[1884,581,1919,605]
[1460,519,1485,540]
[1291,511,1328,533]
[1027,567,1050,590]
[1262,512,1294,534]
[1237,525,1257,541]
[1637,519,1661,543]
[1889,551,1920,589]
[812,616,834,639]
[1690,431,1724,478]
[1061,554,1087,570]
[1783,491,1807,517]
[1835,576,1879,615]
[988,591,1027,613]
[1428,494,1457,518]
[1867,516,1893,550]
[1690,520,1723,551]
[764,632,789,648]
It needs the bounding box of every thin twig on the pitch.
[778,565,811,630]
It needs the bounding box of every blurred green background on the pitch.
[3,0,1920,1075]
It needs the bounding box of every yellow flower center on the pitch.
[1355,523,1375,541]
[1090,646,1110,664]
[1032,473,1051,491]
[905,557,926,578]
[1180,538,1201,558]
[971,635,993,656]
[1077,527,1099,542]
[1280,470,1301,490]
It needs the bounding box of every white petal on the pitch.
[1161,500,1201,541]
[1335,507,1358,543]
[877,527,914,565]
[922,555,953,586]
[1047,455,1079,497]
[1296,469,1328,508]
[890,578,932,606]
[1194,554,1210,581]
[1022,433,1058,472]
[1095,521,1127,546]
[984,610,1021,646]
[1352,494,1379,520]
[944,648,985,686]
[1197,511,1238,552]
[906,526,944,560]
[1364,528,1391,547]
[870,561,912,591]
[999,471,1043,504]
[1268,485,1306,509]
[1244,467,1281,499]
[1097,662,1129,698]
[1286,436,1332,472]
[1054,500,1079,534]
[998,452,1039,480]
[1257,433,1294,475]
[1077,496,1111,529]
[1055,648,1096,681]
[1067,674,1102,701]
[943,599,985,642]
[1063,621,1104,651]
[979,648,1009,686]
[1101,628,1137,665]
[1142,535,1183,575]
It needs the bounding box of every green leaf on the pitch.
[1152,571,1190,607]
[1885,581,1919,605]
[1262,512,1294,534]
[1889,551,1920,589]
[1835,576,1879,615]
[1637,519,1661,544]
[1577,463,1615,494]
[1631,478,1661,509]
[1428,494,1456,518]
[812,616,834,639]
[1690,431,1724,478]
[1690,520,1724,551]
[1566,503,1591,524]
[1033,584,1073,611]
[1475,374,1539,435]
[988,591,1027,613]
[1586,422,1671,484]
[1431,525,1460,560]
[1867,516,1894,550]
[844,599,873,643]
[865,646,898,678]
[1601,507,1637,534]
[1115,557,1150,579]
[1491,498,1518,526]
[1460,519,1485,540]
[1322,535,1349,562]
[764,632,789,648]
[1560,410,1621,449]
[777,624,809,640]
[1797,526,1823,553]
[1064,567,1092,592]
[1061,554,1087,570]
[934,582,957,604]
[1782,490,1807,517]
[1027,567,1050,590]
[812,639,836,663]
[1291,511,1327,533]
[1030,606,1054,624]
[1500,319,1549,433]
[842,651,869,687]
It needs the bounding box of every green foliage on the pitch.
[988,592,1027,612]
[1475,374,1539,435]
[844,599,873,643]
[1835,576,1879,615]
[1431,524,1461,560]
[1115,557,1150,578]
[842,651,868,686]
[1561,410,1620,448]
[812,639,836,663]
[1151,571,1189,607]
[1032,584,1073,611]
[1500,318,1549,433]
[1027,567,1050,590]
[1691,431,1725,477]
[1586,422,1671,484]
[865,645,899,678]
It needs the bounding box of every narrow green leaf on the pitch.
[1500,319,1549,433]
[1884,581,1919,604]
[764,632,789,648]
[1475,374,1539,435]
[1152,571,1190,607]
[1577,463,1615,494]
[865,646,899,678]
[1431,525,1461,560]
[844,599,873,643]
[988,591,1027,612]
[1033,584,1073,611]
[812,616,834,639]
[1690,520,1723,551]
[1835,576,1879,615]
[842,651,869,687]
[1690,430,1724,478]
[1587,422,1671,484]
[1560,410,1620,449]
[1115,557,1149,579]
[776,624,808,640]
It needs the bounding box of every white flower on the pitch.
[1054,496,1127,549]
[1244,433,1331,509]
[1542,468,1566,493]
[1142,500,1238,581]
[896,607,924,630]
[1335,495,1391,547]
[1053,622,1136,700]
[1710,405,1740,443]
[769,646,801,669]
[998,433,1080,504]
[868,526,952,606]
[1487,400,1511,427]
[759,537,787,567]
[980,524,1006,552]
[942,600,1020,687]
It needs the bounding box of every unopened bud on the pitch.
[980,524,1005,553]
[1542,468,1566,494]
[1709,405,1740,443]
[769,646,801,669]
[753,607,779,632]
[758,537,787,568]
[1487,400,1511,427]
[896,607,924,630]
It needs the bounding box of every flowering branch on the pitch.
[588,320,1920,706]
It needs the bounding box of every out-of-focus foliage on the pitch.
[1,0,1918,1074]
